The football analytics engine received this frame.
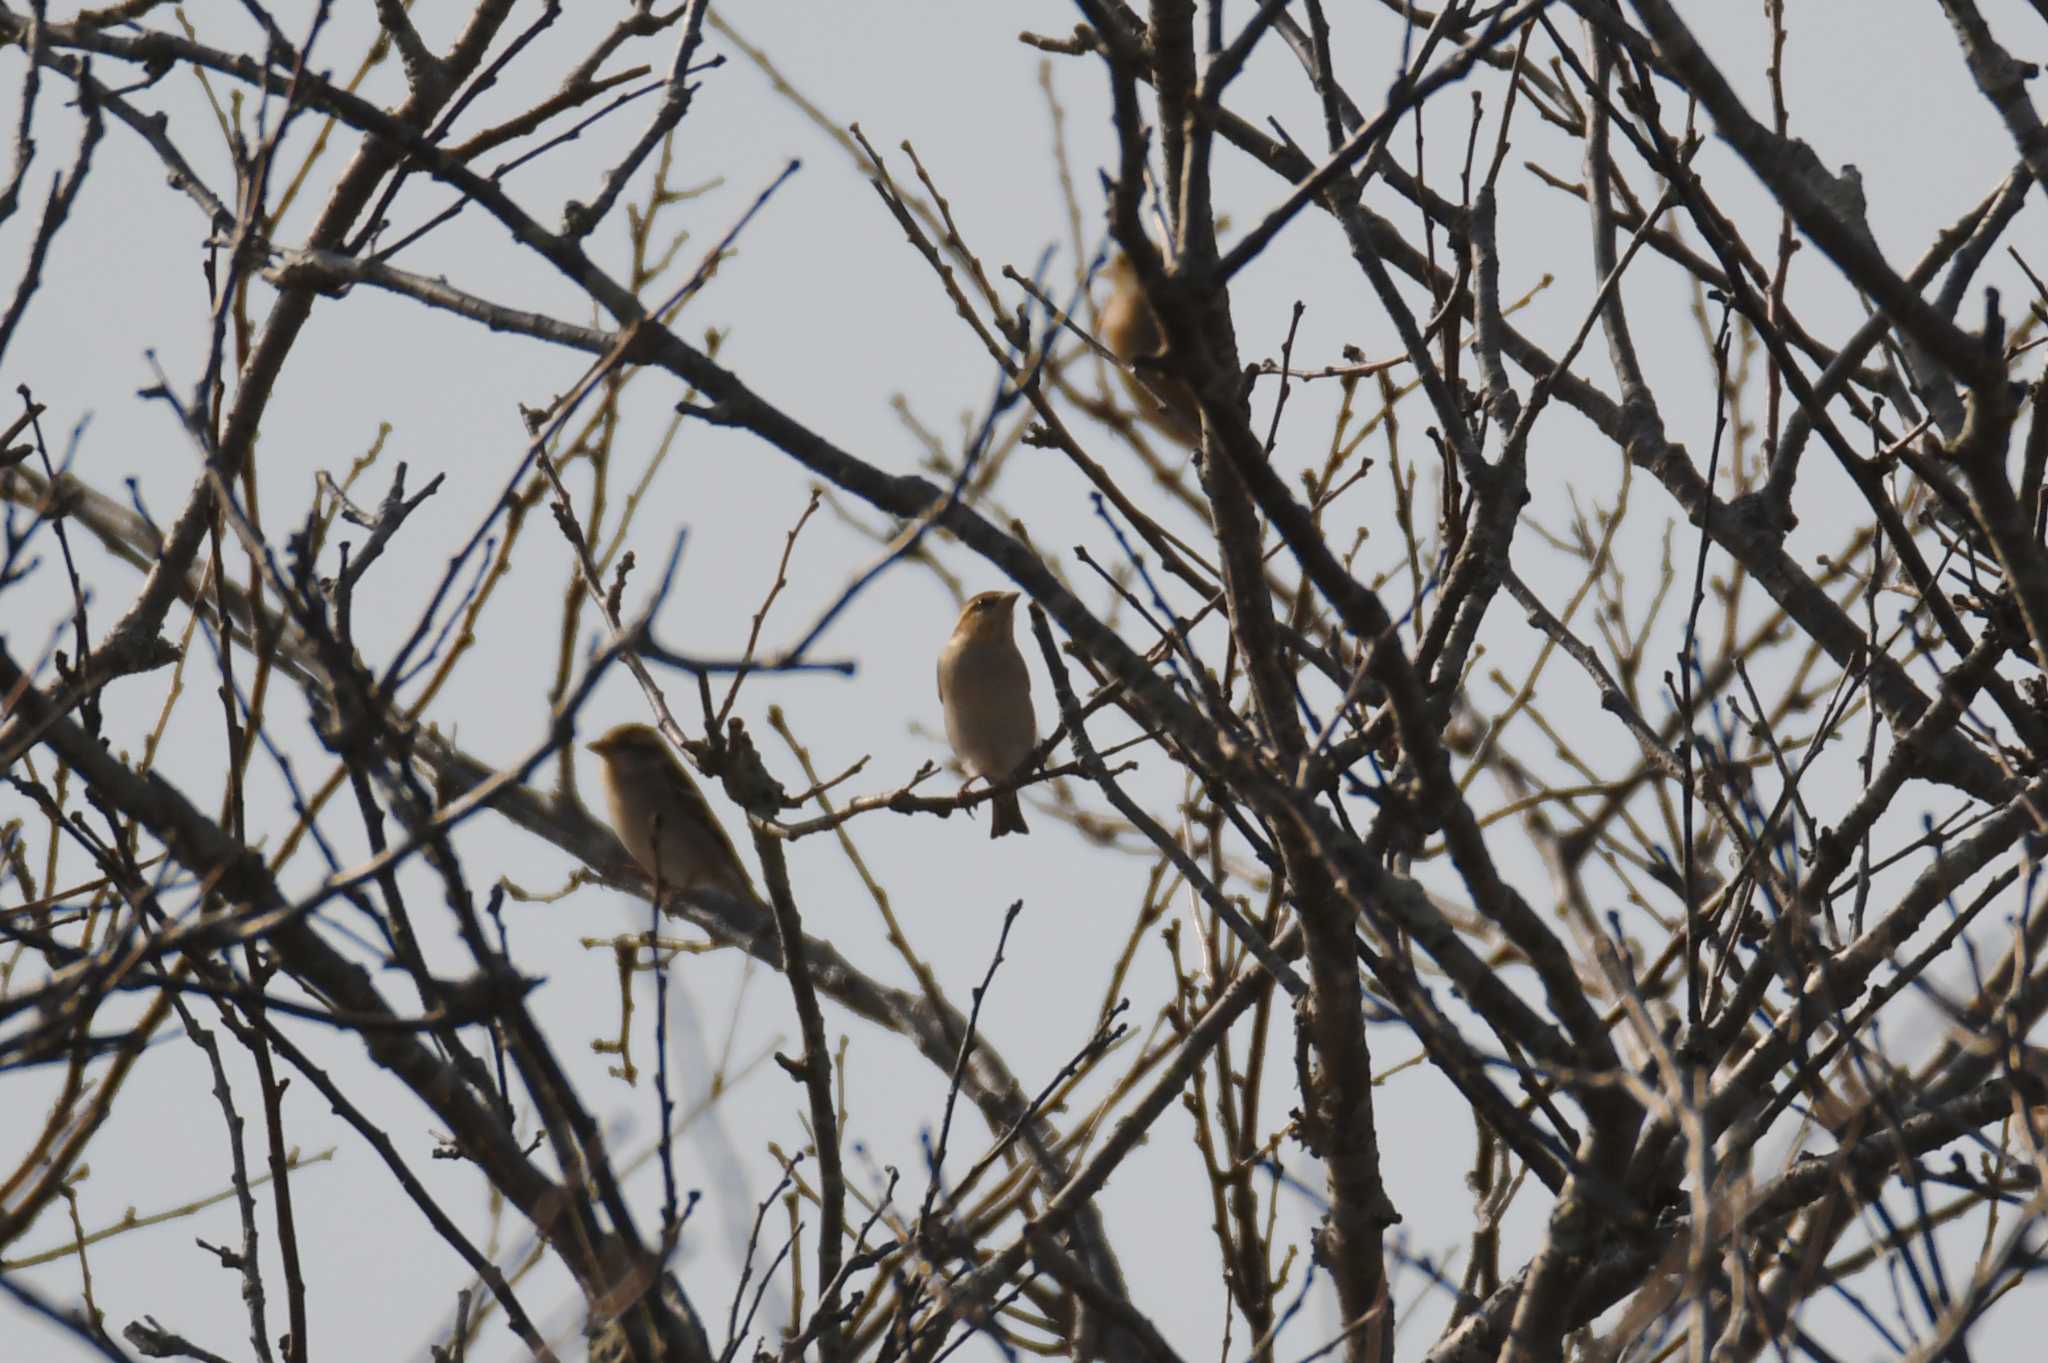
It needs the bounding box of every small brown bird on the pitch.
[587,723,755,899]
[1099,254,1202,446]
[937,591,1038,838]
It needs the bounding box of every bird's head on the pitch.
[587,723,672,774]
[952,590,1021,640]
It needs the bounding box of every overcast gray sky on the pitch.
[5,3,2047,1360]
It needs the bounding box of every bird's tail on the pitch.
[990,791,1029,838]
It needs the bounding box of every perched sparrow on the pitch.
[587,723,755,899]
[937,591,1038,838]
[1099,254,1202,446]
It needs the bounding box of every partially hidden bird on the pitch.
[1100,253,1202,446]
[587,722,757,899]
